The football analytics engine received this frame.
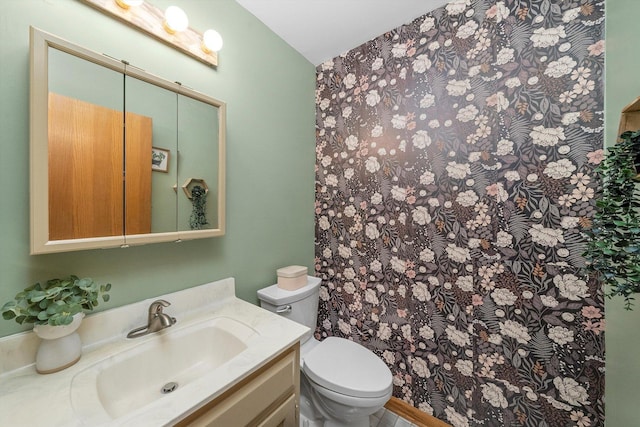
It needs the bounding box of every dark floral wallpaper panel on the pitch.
[314,1,605,426]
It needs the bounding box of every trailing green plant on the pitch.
[1,275,111,326]
[189,185,208,230]
[584,130,640,309]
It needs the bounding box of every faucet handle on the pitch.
[149,299,171,313]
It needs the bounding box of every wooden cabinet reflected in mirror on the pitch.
[48,93,152,240]
[30,27,226,254]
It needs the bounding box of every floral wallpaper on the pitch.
[314,1,605,426]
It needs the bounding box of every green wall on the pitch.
[0,0,316,338]
[605,1,640,425]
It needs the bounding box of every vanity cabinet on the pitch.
[176,344,300,427]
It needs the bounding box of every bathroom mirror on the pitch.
[30,27,226,254]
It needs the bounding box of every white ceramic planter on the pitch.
[33,312,85,374]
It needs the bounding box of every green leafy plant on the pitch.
[584,130,640,309]
[1,275,111,326]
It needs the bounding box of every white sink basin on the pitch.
[71,316,258,422]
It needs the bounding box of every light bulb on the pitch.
[163,6,189,34]
[115,0,143,9]
[202,29,223,53]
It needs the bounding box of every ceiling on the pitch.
[234,0,450,65]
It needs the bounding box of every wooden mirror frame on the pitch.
[30,27,226,254]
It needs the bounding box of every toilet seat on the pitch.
[302,337,393,398]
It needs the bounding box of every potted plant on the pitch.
[584,130,640,309]
[2,275,111,326]
[1,275,111,373]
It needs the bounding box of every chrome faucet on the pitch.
[126,299,177,339]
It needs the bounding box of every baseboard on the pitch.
[385,397,452,427]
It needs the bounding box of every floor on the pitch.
[370,407,419,427]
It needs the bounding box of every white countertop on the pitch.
[0,278,308,426]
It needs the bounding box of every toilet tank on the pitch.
[257,276,321,343]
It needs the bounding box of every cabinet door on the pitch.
[256,394,296,427]
[124,111,152,235]
[177,346,299,427]
[48,93,124,240]
[48,93,153,239]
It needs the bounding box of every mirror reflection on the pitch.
[30,27,226,254]
[177,95,219,232]
[125,76,178,234]
[48,48,125,240]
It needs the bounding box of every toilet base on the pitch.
[300,413,369,427]
[299,373,382,427]
[323,419,369,427]
[300,413,322,427]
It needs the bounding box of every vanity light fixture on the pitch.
[80,0,220,67]
[163,6,189,34]
[202,29,223,53]
[114,0,143,9]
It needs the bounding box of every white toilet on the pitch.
[258,277,393,427]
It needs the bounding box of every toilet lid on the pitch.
[302,337,392,398]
